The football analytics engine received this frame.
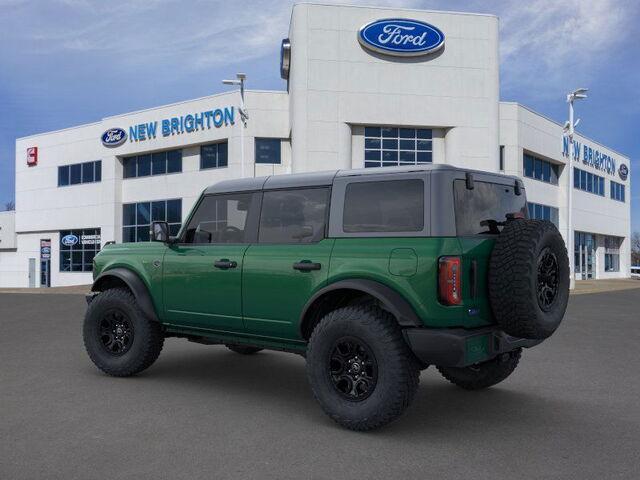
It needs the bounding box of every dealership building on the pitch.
[0,3,631,288]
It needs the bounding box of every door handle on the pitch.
[214,259,237,269]
[293,261,321,272]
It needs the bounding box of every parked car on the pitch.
[83,165,570,430]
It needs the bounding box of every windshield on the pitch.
[454,179,527,235]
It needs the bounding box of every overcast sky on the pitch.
[1,0,638,230]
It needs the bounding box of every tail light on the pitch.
[438,256,462,306]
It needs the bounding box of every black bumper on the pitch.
[403,326,542,368]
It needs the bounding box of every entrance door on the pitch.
[40,260,51,287]
[28,258,36,288]
[575,232,595,280]
[242,187,332,341]
[162,192,259,332]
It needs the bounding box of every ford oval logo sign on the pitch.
[619,164,628,181]
[61,234,79,247]
[358,18,445,57]
[101,128,127,147]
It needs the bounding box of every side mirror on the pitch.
[151,221,169,243]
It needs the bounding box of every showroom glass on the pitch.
[604,236,621,272]
[58,161,101,187]
[610,180,625,202]
[200,142,228,170]
[183,193,253,244]
[527,202,559,227]
[343,180,423,233]
[573,168,604,196]
[259,188,329,243]
[522,153,558,185]
[122,199,182,242]
[122,149,182,178]
[454,180,527,235]
[59,228,101,272]
[255,138,282,164]
[364,127,432,168]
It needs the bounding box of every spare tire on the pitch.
[488,219,569,340]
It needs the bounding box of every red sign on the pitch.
[27,147,38,166]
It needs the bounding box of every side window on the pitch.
[343,180,424,233]
[183,193,255,244]
[259,188,329,243]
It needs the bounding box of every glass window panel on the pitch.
[416,129,432,139]
[60,252,71,271]
[364,161,380,168]
[82,162,94,183]
[136,202,151,225]
[524,155,533,178]
[123,204,136,226]
[365,138,381,149]
[218,142,228,167]
[382,139,398,149]
[550,164,558,184]
[152,152,167,175]
[364,127,381,137]
[416,140,431,151]
[137,226,150,242]
[70,163,82,184]
[167,149,182,173]
[416,151,432,163]
[58,166,70,187]
[399,139,415,150]
[95,161,102,182]
[542,161,551,182]
[581,170,587,188]
[137,155,151,177]
[535,204,543,219]
[527,204,534,218]
[599,177,604,196]
[381,127,398,138]
[574,168,580,188]
[365,150,381,161]
[398,128,414,138]
[255,138,282,164]
[152,201,166,222]
[123,157,137,178]
[534,159,543,180]
[169,224,181,236]
[399,151,415,162]
[122,226,136,243]
[382,151,398,162]
[166,199,182,223]
[185,194,253,244]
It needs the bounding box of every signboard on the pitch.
[40,239,51,260]
[619,164,629,181]
[27,147,38,166]
[358,19,445,57]
[562,136,618,177]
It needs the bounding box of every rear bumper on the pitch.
[403,326,542,368]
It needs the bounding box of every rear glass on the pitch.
[454,179,527,235]
[343,179,424,233]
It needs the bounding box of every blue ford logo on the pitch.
[619,164,628,181]
[101,128,127,147]
[358,18,445,57]
[61,234,79,247]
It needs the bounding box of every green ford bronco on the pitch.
[84,165,569,431]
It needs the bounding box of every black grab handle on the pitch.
[293,261,321,272]
[214,259,237,269]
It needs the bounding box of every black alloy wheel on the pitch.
[537,247,559,311]
[329,337,378,401]
[99,309,134,356]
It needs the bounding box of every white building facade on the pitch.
[0,3,631,288]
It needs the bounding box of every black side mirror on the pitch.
[151,221,169,243]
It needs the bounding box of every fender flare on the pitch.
[299,279,422,335]
[92,268,159,322]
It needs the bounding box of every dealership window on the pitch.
[122,149,182,179]
[255,138,282,164]
[364,127,432,168]
[604,236,621,272]
[523,153,558,185]
[201,141,228,170]
[574,168,605,196]
[59,228,101,272]
[610,180,625,202]
[58,161,101,187]
[527,202,559,227]
[122,199,182,242]
[343,180,424,233]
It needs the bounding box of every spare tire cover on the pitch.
[488,219,569,340]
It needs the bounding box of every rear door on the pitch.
[162,192,259,332]
[242,187,333,341]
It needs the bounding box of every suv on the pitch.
[84,165,569,431]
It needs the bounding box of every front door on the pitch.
[163,192,259,332]
[242,187,333,341]
[575,232,595,280]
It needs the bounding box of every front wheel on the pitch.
[437,349,522,390]
[83,288,164,377]
[306,306,420,431]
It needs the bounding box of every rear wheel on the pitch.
[226,344,263,355]
[306,305,420,431]
[83,288,164,377]
[437,349,522,390]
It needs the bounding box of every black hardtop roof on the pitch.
[203,164,519,195]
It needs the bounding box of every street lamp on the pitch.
[565,87,588,289]
[222,73,249,178]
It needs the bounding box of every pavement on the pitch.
[1,290,639,480]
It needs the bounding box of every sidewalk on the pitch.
[571,278,640,295]
[0,285,91,295]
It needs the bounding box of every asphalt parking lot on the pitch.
[1,289,639,480]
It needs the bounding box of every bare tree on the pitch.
[632,231,640,266]
[4,200,14,211]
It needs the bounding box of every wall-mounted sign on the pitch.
[40,239,51,260]
[562,136,617,176]
[101,128,127,147]
[358,18,445,57]
[61,234,79,247]
[27,147,38,166]
[619,164,628,181]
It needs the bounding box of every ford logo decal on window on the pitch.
[61,234,79,247]
[101,128,127,147]
[358,18,445,57]
[619,164,628,181]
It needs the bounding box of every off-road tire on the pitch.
[306,305,420,431]
[489,219,569,340]
[226,344,263,355]
[437,348,522,390]
[83,287,164,377]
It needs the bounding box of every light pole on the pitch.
[222,73,249,178]
[565,87,587,289]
